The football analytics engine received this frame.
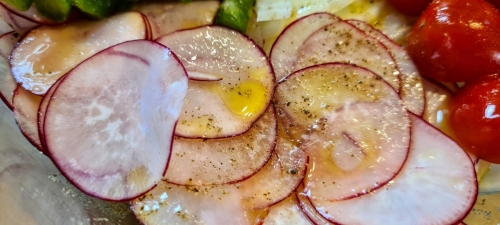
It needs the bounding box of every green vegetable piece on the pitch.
[2,0,33,11]
[33,0,71,22]
[215,0,255,33]
[72,0,119,19]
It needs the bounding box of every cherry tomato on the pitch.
[406,0,500,82]
[387,0,432,17]
[449,74,500,163]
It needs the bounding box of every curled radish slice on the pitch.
[296,185,334,225]
[270,12,340,82]
[38,77,63,151]
[0,4,36,35]
[310,114,477,225]
[11,12,149,95]
[0,1,60,25]
[347,19,424,116]
[164,106,277,186]
[262,194,313,225]
[43,40,188,201]
[133,1,220,39]
[295,20,400,91]
[0,32,18,109]
[156,26,275,138]
[12,85,43,151]
[275,63,410,201]
[131,182,269,225]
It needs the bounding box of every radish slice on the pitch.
[262,194,313,225]
[43,40,188,201]
[11,12,149,95]
[270,12,339,82]
[310,114,477,225]
[12,85,43,151]
[296,185,334,225]
[156,26,275,138]
[275,63,410,201]
[295,20,401,91]
[0,32,18,109]
[0,11,12,35]
[131,182,269,225]
[38,77,63,151]
[0,4,36,35]
[347,19,424,116]
[164,106,277,186]
[133,1,220,39]
[0,1,59,25]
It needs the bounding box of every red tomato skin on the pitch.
[449,74,500,163]
[406,0,500,82]
[387,0,432,17]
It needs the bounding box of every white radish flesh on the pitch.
[275,63,409,201]
[262,194,313,225]
[0,3,36,35]
[295,20,400,91]
[270,12,339,82]
[164,106,277,186]
[43,40,188,201]
[156,26,275,138]
[12,85,43,151]
[11,12,149,95]
[38,77,63,151]
[347,19,424,116]
[310,114,477,225]
[296,185,334,225]
[0,32,18,109]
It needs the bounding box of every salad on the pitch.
[0,0,498,224]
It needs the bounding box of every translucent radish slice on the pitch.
[133,1,220,39]
[296,185,334,225]
[38,77,63,152]
[270,12,340,82]
[0,4,36,35]
[156,26,275,138]
[295,20,401,91]
[12,85,43,151]
[0,1,59,25]
[164,106,276,186]
[310,115,477,225]
[131,182,269,225]
[275,63,410,201]
[43,40,188,201]
[11,12,149,95]
[0,32,18,109]
[0,11,12,35]
[347,19,424,116]
[262,194,313,225]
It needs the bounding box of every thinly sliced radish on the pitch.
[296,185,334,225]
[0,13,12,35]
[310,114,477,225]
[11,12,149,95]
[295,20,400,91]
[262,194,313,225]
[133,1,220,39]
[12,85,43,151]
[0,3,36,35]
[164,106,276,186]
[270,12,339,82]
[156,26,275,138]
[275,63,409,201]
[347,19,424,116]
[0,1,59,25]
[131,182,269,225]
[43,40,188,201]
[0,32,17,109]
[37,77,63,151]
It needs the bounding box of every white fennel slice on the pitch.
[156,25,275,138]
[310,114,477,225]
[43,40,188,201]
[275,63,409,201]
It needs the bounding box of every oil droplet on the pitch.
[210,79,268,117]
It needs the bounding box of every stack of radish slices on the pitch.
[0,9,478,225]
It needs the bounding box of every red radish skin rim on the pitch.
[11,85,44,152]
[155,25,277,139]
[37,77,64,154]
[165,105,278,186]
[279,62,411,201]
[42,40,188,202]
